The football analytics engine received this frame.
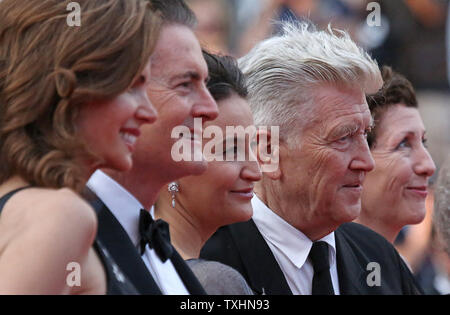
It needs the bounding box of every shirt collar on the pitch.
[87,170,149,246]
[251,195,336,269]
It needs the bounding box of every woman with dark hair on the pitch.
[154,51,261,294]
[357,66,436,243]
[0,0,160,294]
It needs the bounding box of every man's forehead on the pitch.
[321,102,371,122]
[315,81,363,98]
[150,29,207,78]
[311,97,372,136]
[151,25,200,60]
[322,102,371,117]
[314,86,369,117]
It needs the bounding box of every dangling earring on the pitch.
[168,182,179,208]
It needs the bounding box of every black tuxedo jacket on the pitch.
[88,193,206,295]
[200,220,422,295]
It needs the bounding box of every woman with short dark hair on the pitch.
[154,51,261,294]
[357,66,436,243]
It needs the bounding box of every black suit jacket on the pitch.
[88,193,206,295]
[200,220,422,295]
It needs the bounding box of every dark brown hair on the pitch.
[150,0,197,27]
[366,66,418,148]
[0,0,161,191]
[203,50,248,101]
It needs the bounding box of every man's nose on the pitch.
[191,84,219,122]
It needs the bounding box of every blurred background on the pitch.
[185,0,450,294]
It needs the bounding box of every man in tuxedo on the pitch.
[87,0,218,294]
[200,22,423,295]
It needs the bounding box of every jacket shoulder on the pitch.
[337,222,402,261]
[200,222,252,277]
[336,222,423,294]
[201,225,238,260]
[338,222,392,245]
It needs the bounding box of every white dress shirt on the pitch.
[87,170,189,295]
[251,195,340,295]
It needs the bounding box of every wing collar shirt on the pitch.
[87,170,189,295]
[251,195,340,295]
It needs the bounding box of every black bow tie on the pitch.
[138,209,173,262]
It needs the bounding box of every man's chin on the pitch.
[342,204,361,223]
[332,200,362,224]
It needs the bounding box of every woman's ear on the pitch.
[256,128,281,180]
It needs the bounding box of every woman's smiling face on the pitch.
[76,62,157,172]
[362,104,436,228]
[177,93,261,228]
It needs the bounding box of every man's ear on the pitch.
[256,128,281,180]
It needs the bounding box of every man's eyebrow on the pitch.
[329,115,374,138]
[169,71,200,83]
[330,124,359,137]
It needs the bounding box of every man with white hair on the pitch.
[201,22,422,295]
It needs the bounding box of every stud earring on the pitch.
[168,182,179,208]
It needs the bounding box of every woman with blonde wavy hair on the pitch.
[0,0,160,294]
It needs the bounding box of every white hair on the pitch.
[238,21,382,143]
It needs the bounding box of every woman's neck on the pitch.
[0,176,30,196]
[355,214,400,244]
[154,192,217,260]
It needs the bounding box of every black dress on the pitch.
[0,187,138,295]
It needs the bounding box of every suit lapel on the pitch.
[229,220,292,295]
[334,228,366,295]
[90,196,163,295]
[170,251,207,295]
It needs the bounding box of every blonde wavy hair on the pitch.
[0,0,161,191]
